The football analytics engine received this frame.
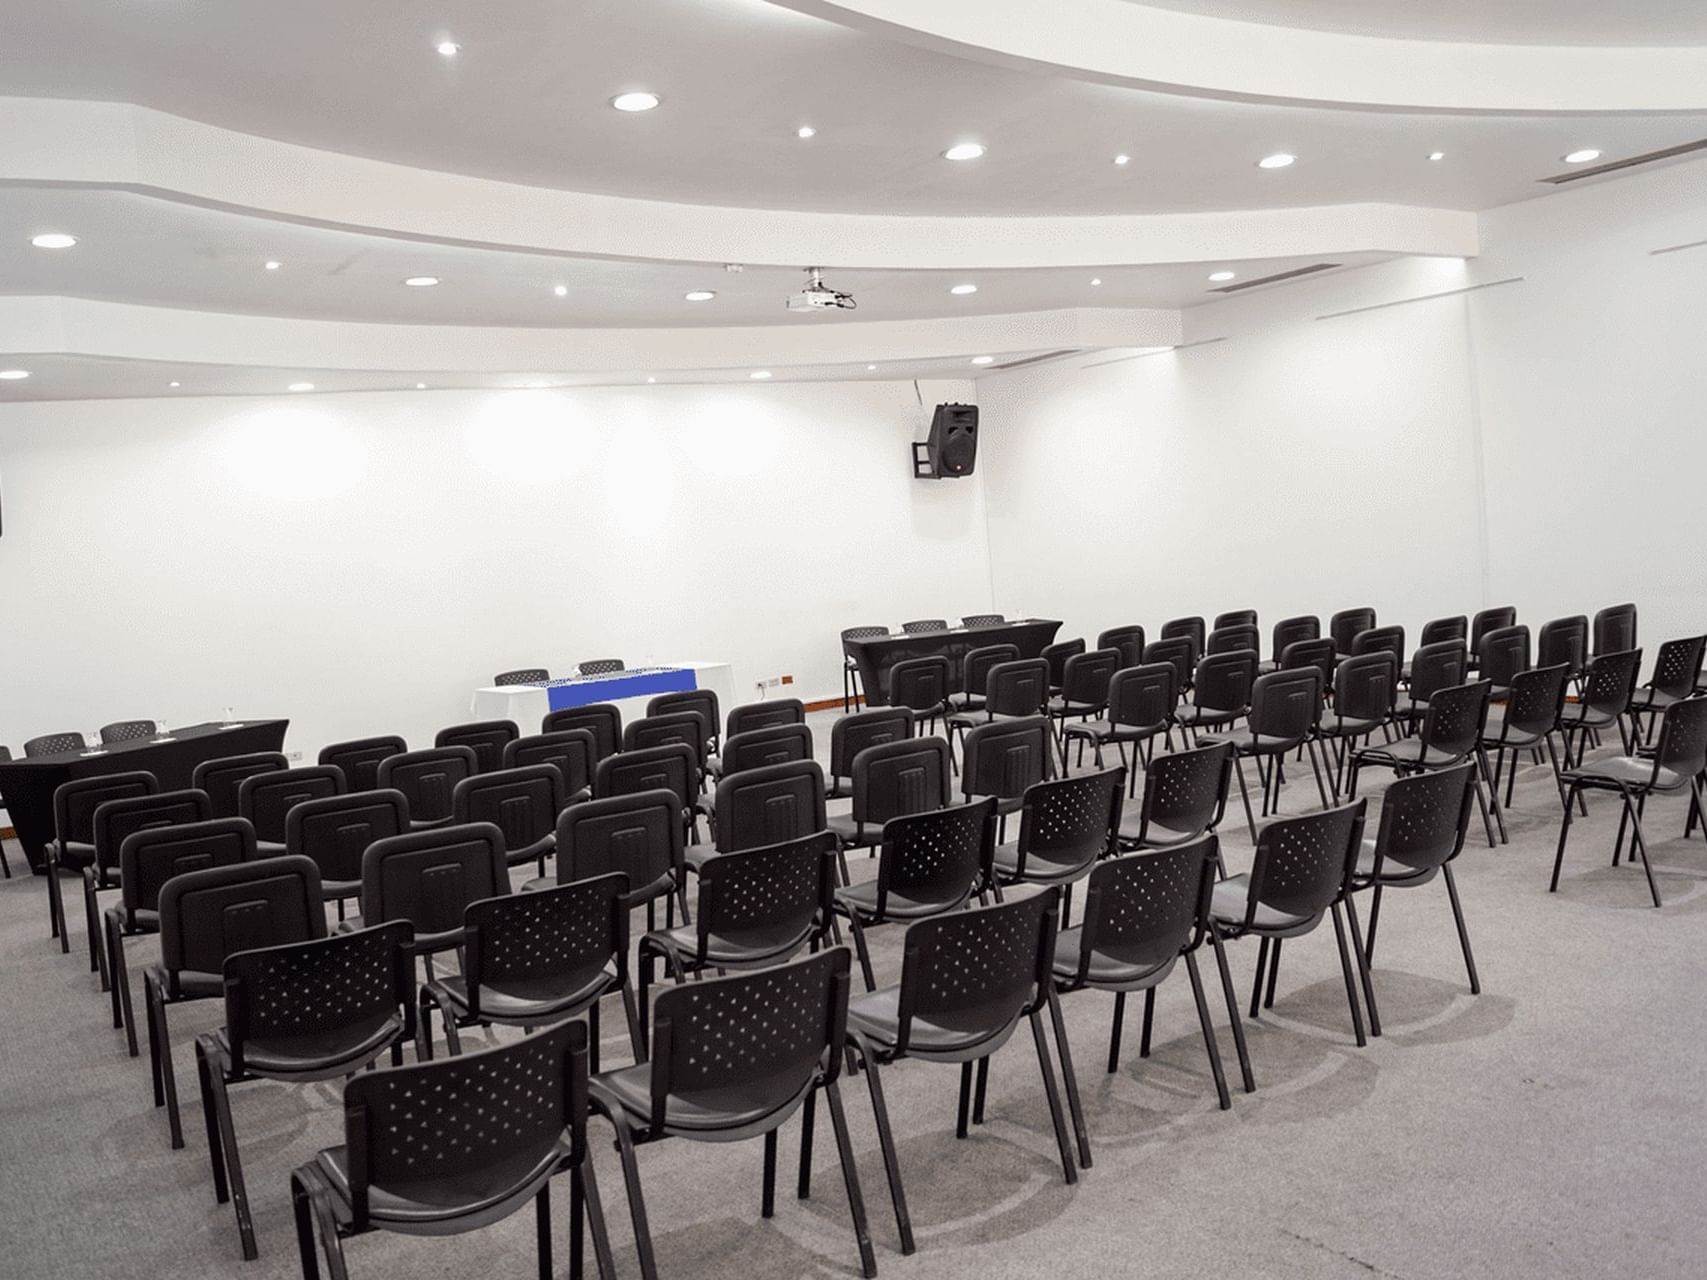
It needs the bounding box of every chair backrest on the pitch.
[1061,648,1121,707]
[158,855,326,985]
[1241,800,1367,925]
[719,724,814,778]
[871,798,997,920]
[1070,834,1216,982]
[1537,615,1589,677]
[1419,681,1493,759]
[902,619,948,634]
[192,752,289,819]
[692,831,837,963]
[100,719,157,744]
[1159,616,1206,664]
[1579,648,1642,719]
[888,656,950,714]
[648,690,721,751]
[286,789,411,886]
[1206,624,1260,657]
[713,760,827,853]
[222,921,415,1078]
[1270,615,1320,662]
[1419,616,1467,648]
[504,729,597,800]
[1478,624,1532,687]
[1653,696,1707,781]
[1009,769,1125,880]
[1367,765,1475,877]
[1646,635,1707,699]
[462,875,629,1020]
[849,736,952,831]
[1281,638,1338,690]
[119,817,257,920]
[1593,603,1638,657]
[1094,628,1143,672]
[494,668,550,686]
[378,748,478,826]
[1470,606,1518,658]
[1407,641,1469,705]
[26,731,87,757]
[1040,639,1087,690]
[1213,609,1257,630]
[1133,741,1231,842]
[646,949,850,1133]
[1500,664,1570,739]
[1141,637,1195,698]
[1106,663,1177,730]
[828,707,915,781]
[1351,625,1407,662]
[53,771,157,847]
[340,1020,587,1231]
[962,644,1021,698]
[578,658,626,675]
[453,765,564,858]
[92,788,213,880]
[542,704,622,761]
[1331,652,1398,724]
[894,886,1059,1056]
[434,720,520,774]
[359,823,510,946]
[842,625,891,644]
[961,613,1006,628]
[961,716,1055,801]
[237,766,347,845]
[1189,649,1258,714]
[727,698,805,739]
[985,658,1050,717]
[317,736,407,793]
[1247,667,1324,742]
[1329,607,1376,655]
[555,790,683,891]
[595,743,697,815]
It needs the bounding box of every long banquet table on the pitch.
[470,662,736,734]
[844,620,1062,706]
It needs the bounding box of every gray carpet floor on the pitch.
[4,711,1707,1279]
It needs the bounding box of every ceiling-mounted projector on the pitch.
[787,266,857,312]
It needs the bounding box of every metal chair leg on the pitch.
[1329,903,1368,1048]
[851,1032,913,1254]
[1027,1011,1079,1185]
[1210,931,1255,1093]
[1045,988,1093,1169]
[824,1081,878,1279]
[1185,952,1231,1111]
[1441,864,1480,994]
[1550,783,1580,892]
[1342,896,1381,1038]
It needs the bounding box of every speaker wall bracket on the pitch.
[912,441,944,479]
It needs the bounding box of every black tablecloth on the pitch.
[844,621,1062,706]
[0,720,289,873]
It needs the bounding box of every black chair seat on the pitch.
[1481,720,1544,750]
[825,813,884,848]
[845,987,1013,1056]
[46,839,96,870]
[257,839,288,858]
[834,879,962,922]
[1558,705,1619,732]
[1116,815,1204,848]
[432,970,615,1024]
[946,710,1026,732]
[500,837,555,869]
[1320,714,1383,739]
[826,774,853,798]
[1564,755,1687,790]
[966,791,1025,817]
[1062,718,1166,744]
[1389,694,1428,720]
[167,969,225,1000]
[1050,928,1176,988]
[1354,738,1443,767]
[322,877,361,902]
[1045,697,1102,717]
[646,922,810,970]
[207,1014,406,1078]
[339,916,461,953]
[946,693,986,713]
[1630,688,1683,713]
[314,1136,571,1227]
[992,841,1092,884]
[1209,875,1315,933]
[1353,840,1438,885]
[1176,705,1240,729]
[592,1064,805,1134]
[1205,731,1296,757]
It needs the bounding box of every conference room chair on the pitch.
[1212,802,1375,1048]
[1391,640,1469,732]
[147,855,326,1149]
[494,666,550,685]
[825,735,952,856]
[945,656,1049,762]
[83,788,212,981]
[453,764,564,875]
[648,688,721,758]
[44,770,156,947]
[1551,695,1707,909]
[1279,637,1337,694]
[844,886,1085,1260]
[992,768,1125,928]
[962,613,1006,628]
[1479,664,1571,811]
[888,655,952,736]
[1217,667,1330,841]
[1403,615,1468,681]
[591,950,873,1280]
[725,697,805,741]
[1468,606,1518,670]
[1205,623,1260,657]
[100,719,159,744]
[1046,648,1121,767]
[901,618,949,634]
[834,797,998,991]
[292,1022,615,1280]
[1556,648,1642,767]
[1349,624,1406,665]
[434,719,519,773]
[1352,763,1481,1005]
[1537,614,1590,683]
[25,730,87,757]
[702,760,828,867]
[106,818,256,1057]
[544,703,623,761]
[625,712,712,788]
[827,705,915,798]
[1063,661,1178,791]
[505,728,597,803]
[1096,624,1145,670]
[1159,616,1206,666]
[1174,649,1258,744]
[1317,653,1399,799]
[1627,634,1707,742]
[1477,623,1532,700]
[594,743,702,845]
[1040,637,1087,696]
[194,920,415,1261]
[379,746,477,829]
[237,764,345,854]
[841,624,891,712]
[1260,615,1320,674]
[949,643,1019,719]
[316,735,406,793]
[192,751,289,819]
[536,790,689,932]
[1214,609,1258,631]
[1350,680,1503,848]
[1116,740,1233,861]
[1329,607,1376,661]
[579,657,626,675]
[960,716,1055,838]
[715,723,813,780]
[343,822,509,981]
[0,746,8,878]
[420,873,641,1073]
[286,789,410,921]
[1593,602,1638,657]
[1051,833,1251,1110]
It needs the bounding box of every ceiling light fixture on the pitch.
[1091,278,1102,286]
[1113,154,1130,166]
[264,260,282,270]
[436,40,460,57]
[647,376,657,384]
[1208,270,1236,282]
[943,142,985,161]
[1563,148,1602,164]
[796,126,816,139]
[750,370,772,380]
[0,369,31,380]
[553,285,568,297]
[684,290,716,302]
[949,283,978,295]
[169,381,181,388]
[403,276,440,287]
[970,356,994,365]
[867,364,877,371]
[1257,153,1296,169]
[30,232,77,249]
[611,91,660,112]
[1428,151,1446,162]
[288,382,314,392]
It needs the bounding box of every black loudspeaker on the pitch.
[914,403,979,479]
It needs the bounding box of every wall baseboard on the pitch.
[803,695,864,713]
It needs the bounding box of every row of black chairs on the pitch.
[494,659,627,685]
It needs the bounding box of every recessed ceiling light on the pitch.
[436,40,460,57]
[1113,154,1130,166]
[1208,270,1236,282]
[971,356,995,365]
[949,283,978,295]
[415,382,427,389]
[867,364,877,371]
[403,276,440,287]
[943,143,985,161]
[1428,151,1446,162]
[684,290,717,302]
[797,126,817,139]
[288,382,314,392]
[750,370,772,380]
[0,369,31,380]
[647,376,657,384]
[553,285,568,297]
[1257,153,1296,169]
[169,381,181,388]
[611,91,660,112]
[1090,278,1102,286]
[30,233,77,249]
[1563,149,1602,164]
[264,260,282,271]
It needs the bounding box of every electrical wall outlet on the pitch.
[284,750,303,762]
[755,674,795,690]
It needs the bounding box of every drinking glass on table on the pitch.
[84,729,105,756]
[156,717,174,741]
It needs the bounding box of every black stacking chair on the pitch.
[292,1022,615,1280]
[716,724,813,779]
[1063,661,1178,789]
[1351,680,1502,847]
[147,856,326,1149]
[435,719,520,774]
[1210,801,1375,1046]
[1160,616,1206,666]
[1175,649,1258,744]
[1280,637,1338,694]
[595,743,701,845]
[845,886,1086,1257]
[1538,615,1590,682]
[960,716,1056,838]
[842,625,890,712]
[648,689,721,759]
[947,643,1020,718]
[1218,667,1331,841]
[1261,616,1320,674]
[962,613,1005,628]
[826,736,951,855]
[703,760,827,867]
[1046,648,1121,767]
[505,729,597,803]
[1594,603,1638,656]
[992,769,1125,927]
[1556,649,1642,767]
[453,764,564,875]
[237,765,345,854]
[1480,664,1571,811]
[1206,623,1260,658]
[579,658,626,675]
[192,752,289,820]
[421,873,641,1072]
[83,788,213,980]
[1478,624,1531,700]
[827,706,915,798]
[902,619,948,634]
[45,770,157,947]
[287,789,410,920]
[1052,834,1250,1108]
[494,667,550,685]
[1628,635,1707,743]
[1350,625,1406,665]
[544,704,622,761]
[1468,606,1518,670]
[591,950,873,1280]
[1401,616,1468,682]
[378,746,477,830]
[1214,609,1257,630]
[0,745,13,873]
[195,922,416,1260]
[1352,764,1480,1002]
[1552,695,1707,909]
[1392,641,1469,731]
[1330,608,1376,661]
[1116,740,1233,856]
[887,655,951,735]
[344,823,510,979]
[106,818,256,1057]
[1143,636,1196,701]
[100,719,158,744]
[1317,653,1399,799]
[316,736,406,793]
[727,698,805,739]
[537,790,688,930]
[1040,638,1087,696]
[26,730,87,756]
[1096,625,1145,670]
[946,657,1049,759]
[834,798,998,990]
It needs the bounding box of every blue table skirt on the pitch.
[544,666,699,711]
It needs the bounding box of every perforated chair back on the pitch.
[726,699,805,739]
[193,753,287,819]
[1134,741,1231,842]
[828,707,915,783]
[378,748,477,826]
[1420,681,1493,760]
[119,818,257,924]
[961,614,1005,628]
[92,789,213,882]
[53,771,157,849]
[1281,638,1337,690]
[158,856,326,991]
[1367,765,1475,876]
[1060,649,1121,708]
[358,823,510,951]
[1188,649,1258,714]
[1107,663,1177,730]
[962,644,1021,700]
[100,720,158,744]
[555,790,683,894]
[434,720,519,774]
[578,658,626,675]
[843,625,890,645]
[985,658,1050,717]
[1501,664,1571,739]
[542,704,622,761]
[26,731,86,757]
[1241,801,1366,926]
[1206,624,1259,657]
[494,668,550,686]
[1579,649,1642,721]
[902,619,948,634]
[595,744,697,815]
[1330,608,1377,656]
[1646,635,1707,699]
[286,790,410,887]
[1478,624,1532,689]
[1593,603,1638,657]
[1096,626,1145,669]
[692,831,837,964]
[1041,639,1087,691]
[1419,616,1468,647]
[719,724,814,778]
[1213,610,1257,630]
[1407,642,1469,706]
[961,717,1055,802]
[1159,617,1206,665]
[1070,834,1215,983]
[453,765,564,863]
[1351,625,1407,662]
[318,737,406,793]
[1470,607,1518,660]
[887,656,950,715]
[713,760,827,853]
[1652,696,1707,782]
[1332,653,1398,724]
[1537,616,1589,678]
[462,875,628,1022]
[1247,668,1324,743]
[1140,637,1194,699]
[848,736,952,833]
[870,798,997,920]
[237,766,346,845]
[1008,769,1125,881]
[504,730,597,800]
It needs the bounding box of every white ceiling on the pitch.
[1128,1,1707,47]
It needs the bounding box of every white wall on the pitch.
[0,378,989,756]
